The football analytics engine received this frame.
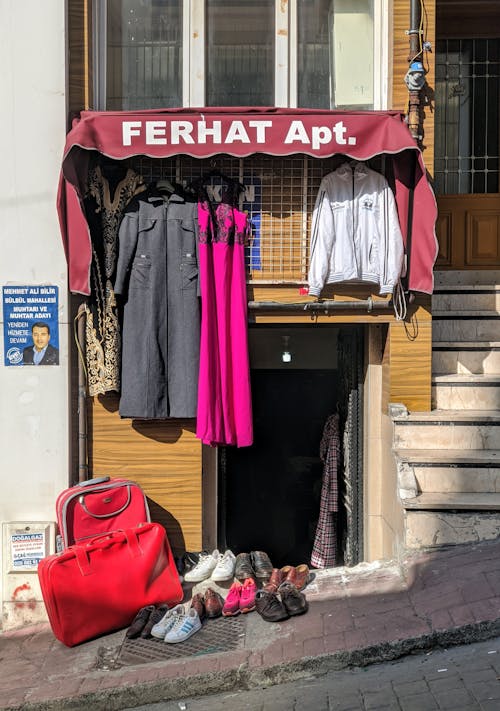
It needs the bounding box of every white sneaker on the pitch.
[164,607,202,643]
[211,549,236,581]
[150,604,185,639]
[183,550,219,583]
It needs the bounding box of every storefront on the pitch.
[57,107,437,568]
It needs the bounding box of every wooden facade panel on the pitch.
[466,212,500,266]
[435,211,452,266]
[388,305,432,412]
[67,0,91,117]
[90,396,202,554]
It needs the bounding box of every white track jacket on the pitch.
[308,162,404,297]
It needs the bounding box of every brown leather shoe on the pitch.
[255,590,289,622]
[263,568,284,593]
[294,564,310,591]
[280,565,297,587]
[190,593,205,621]
[278,581,308,616]
[204,587,224,618]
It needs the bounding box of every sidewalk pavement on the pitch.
[1,538,500,711]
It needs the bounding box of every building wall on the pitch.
[0,0,68,629]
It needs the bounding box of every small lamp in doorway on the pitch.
[281,335,292,364]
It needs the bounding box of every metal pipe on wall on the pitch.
[76,302,89,484]
[248,299,392,314]
[406,0,424,143]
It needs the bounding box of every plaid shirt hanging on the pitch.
[311,413,340,568]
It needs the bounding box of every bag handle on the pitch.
[78,485,132,519]
[74,526,147,575]
[75,547,93,576]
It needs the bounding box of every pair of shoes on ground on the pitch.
[151,604,202,643]
[234,551,273,582]
[222,578,258,616]
[126,603,170,639]
[190,588,224,620]
[256,581,308,623]
[184,549,236,583]
[263,564,310,593]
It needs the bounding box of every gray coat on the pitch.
[114,187,200,418]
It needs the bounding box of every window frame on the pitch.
[91,0,388,111]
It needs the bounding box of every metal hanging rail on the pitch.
[247,299,392,314]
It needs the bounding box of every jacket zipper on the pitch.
[352,165,359,273]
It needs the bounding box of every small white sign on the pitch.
[10,531,46,569]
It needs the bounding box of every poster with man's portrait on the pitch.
[2,286,60,366]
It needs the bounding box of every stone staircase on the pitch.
[392,270,500,549]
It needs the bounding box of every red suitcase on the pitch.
[56,476,150,549]
[38,523,183,647]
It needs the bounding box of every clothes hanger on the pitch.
[156,178,176,194]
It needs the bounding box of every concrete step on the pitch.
[392,410,500,450]
[432,374,500,410]
[432,312,500,342]
[393,448,500,494]
[405,509,500,548]
[434,270,500,287]
[432,287,500,312]
[432,342,500,375]
[402,492,500,510]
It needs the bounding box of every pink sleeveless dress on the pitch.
[196,200,253,448]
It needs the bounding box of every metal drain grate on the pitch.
[118,615,247,665]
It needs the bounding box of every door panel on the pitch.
[436,195,500,269]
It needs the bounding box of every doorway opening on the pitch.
[218,324,364,569]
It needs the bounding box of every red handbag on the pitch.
[38,523,183,647]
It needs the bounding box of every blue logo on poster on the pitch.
[2,286,60,367]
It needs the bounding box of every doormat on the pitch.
[117,615,247,665]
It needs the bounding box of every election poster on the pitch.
[2,285,60,367]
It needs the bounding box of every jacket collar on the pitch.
[335,160,369,181]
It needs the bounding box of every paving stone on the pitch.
[362,689,400,709]
[392,679,429,697]
[433,688,475,709]
[398,692,439,711]
[427,674,465,692]
[468,681,500,702]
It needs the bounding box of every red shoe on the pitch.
[222,581,242,617]
[239,577,258,613]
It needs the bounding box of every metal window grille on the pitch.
[131,153,389,284]
[435,38,500,195]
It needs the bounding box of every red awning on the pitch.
[57,107,438,295]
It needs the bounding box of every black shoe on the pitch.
[255,590,289,622]
[140,604,169,638]
[251,550,274,582]
[278,582,308,617]
[126,605,156,639]
[234,552,255,582]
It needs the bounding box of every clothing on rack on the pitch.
[83,163,145,396]
[114,184,200,419]
[308,161,404,297]
[196,196,253,448]
[311,413,340,569]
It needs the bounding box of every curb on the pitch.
[5,618,500,711]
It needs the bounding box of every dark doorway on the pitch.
[218,324,364,569]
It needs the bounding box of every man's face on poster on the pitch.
[32,325,50,352]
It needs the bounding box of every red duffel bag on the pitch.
[38,523,183,647]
